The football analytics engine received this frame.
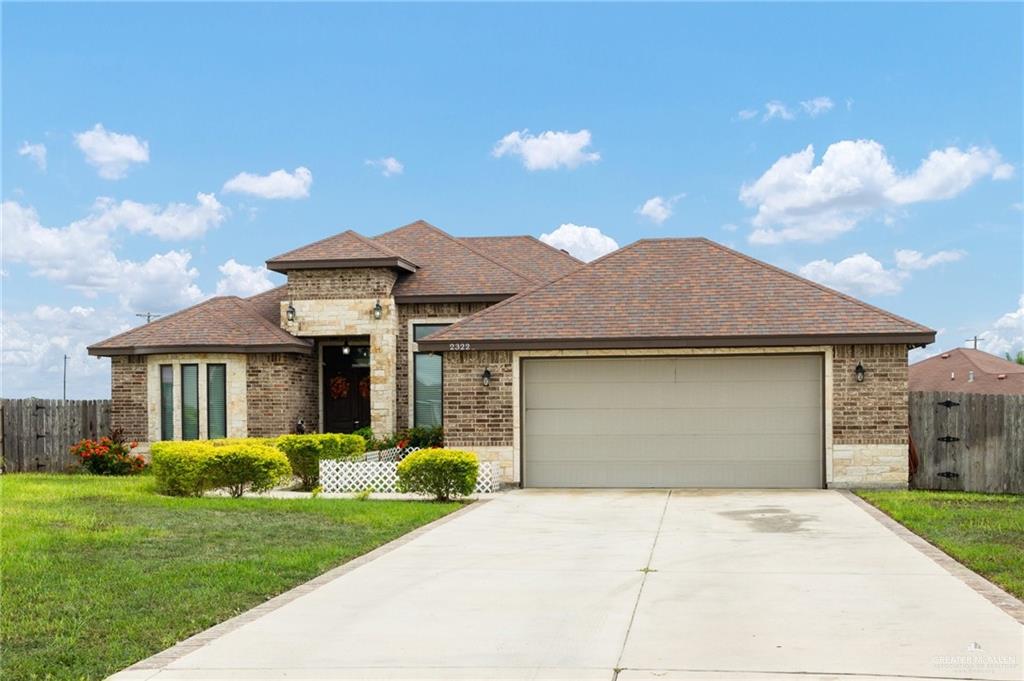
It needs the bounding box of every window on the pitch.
[413,324,450,428]
[207,364,227,440]
[160,365,174,440]
[180,364,199,440]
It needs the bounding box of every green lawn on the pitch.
[0,474,460,681]
[856,489,1024,599]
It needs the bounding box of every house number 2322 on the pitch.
[448,343,471,351]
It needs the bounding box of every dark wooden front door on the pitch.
[322,345,371,433]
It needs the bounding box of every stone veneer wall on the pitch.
[396,302,490,428]
[442,350,515,481]
[144,353,249,442]
[111,355,148,442]
[286,268,397,300]
[246,353,319,437]
[831,344,910,488]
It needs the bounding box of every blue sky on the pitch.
[3,2,1022,398]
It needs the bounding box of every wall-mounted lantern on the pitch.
[854,362,866,383]
[286,302,296,323]
[342,339,351,356]
[373,300,383,320]
[482,368,492,387]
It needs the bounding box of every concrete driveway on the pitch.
[114,490,1023,681]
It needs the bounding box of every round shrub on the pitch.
[396,448,479,501]
[151,442,216,496]
[70,435,146,476]
[205,442,291,498]
[151,439,292,497]
[275,434,366,490]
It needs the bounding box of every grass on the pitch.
[856,489,1024,599]
[0,474,461,680]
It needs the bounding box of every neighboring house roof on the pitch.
[909,348,1024,394]
[266,229,418,273]
[419,238,935,350]
[373,221,538,301]
[88,295,313,356]
[460,236,582,283]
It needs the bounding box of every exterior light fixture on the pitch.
[854,362,866,383]
[482,368,492,387]
[373,300,383,320]
[342,339,351,356]
[286,303,296,323]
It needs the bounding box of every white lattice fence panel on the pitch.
[320,459,502,494]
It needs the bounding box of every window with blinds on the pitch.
[160,365,174,440]
[207,364,227,440]
[181,364,199,440]
[413,324,449,428]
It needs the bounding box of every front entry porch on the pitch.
[320,339,371,434]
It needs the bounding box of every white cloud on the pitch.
[742,140,1013,244]
[800,96,834,117]
[222,166,312,199]
[1,304,132,399]
[74,123,150,179]
[800,253,906,296]
[893,248,965,271]
[215,259,276,297]
[492,129,600,171]
[979,295,1024,357]
[736,109,759,121]
[636,194,684,225]
[365,157,404,177]
[538,223,618,262]
[763,101,795,121]
[85,192,226,240]
[18,141,47,171]
[799,248,966,297]
[1,200,206,309]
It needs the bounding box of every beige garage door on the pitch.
[522,355,823,488]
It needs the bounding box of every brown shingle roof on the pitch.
[460,236,582,283]
[910,348,1024,394]
[246,285,288,324]
[88,296,312,356]
[419,238,935,350]
[266,229,417,273]
[373,221,535,300]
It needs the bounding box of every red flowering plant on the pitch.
[70,427,147,475]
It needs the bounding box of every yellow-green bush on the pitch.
[276,433,365,490]
[205,442,291,497]
[396,448,478,501]
[151,439,292,497]
[150,441,216,497]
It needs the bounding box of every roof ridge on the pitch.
[521,234,586,264]
[266,228,407,264]
[377,220,541,285]
[426,239,643,340]
[700,239,934,334]
[246,284,287,302]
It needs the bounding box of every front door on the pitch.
[322,345,371,433]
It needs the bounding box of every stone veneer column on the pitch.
[369,312,398,437]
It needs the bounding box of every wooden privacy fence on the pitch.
[910,391,1024,494]
[1,399,112,473]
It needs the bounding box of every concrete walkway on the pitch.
[111,490,1023,681]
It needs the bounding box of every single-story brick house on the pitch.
[90,220,934,488]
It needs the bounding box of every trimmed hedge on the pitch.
[275,434,365,490]
[151,439,292,497]
[396,448,479,501]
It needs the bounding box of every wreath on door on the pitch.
[329,375,349,400]
[359,376,371,399]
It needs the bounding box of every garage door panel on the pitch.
[525,406,821,436]
[522,355,823,488]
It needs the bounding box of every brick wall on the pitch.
[442,350,513,447]
[396,302,490,428]
[246,352,319,437]
[286,268,397,300]
[111,355,148,441]
[833,344,909,445]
